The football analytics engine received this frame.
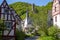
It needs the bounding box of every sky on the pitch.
[0,0,52,6]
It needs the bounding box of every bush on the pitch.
[37,36,55,40]
[37,30,46,36]
[48,26,58,36]
[37,26,58,40]
[16,29,26,40]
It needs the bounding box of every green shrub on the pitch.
[37,36,55,40]
[16,29,26,40]
[38,30,46,36]
[48,26,58,36]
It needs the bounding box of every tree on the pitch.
[37,36,55,40]
[0,20,6,40]
[48,26,58,36]
[16,29,26,40]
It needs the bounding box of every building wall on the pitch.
[53,14,60,28]
[52,0,60,28]
[52,0,60,16]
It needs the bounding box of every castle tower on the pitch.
[52,0,60,28]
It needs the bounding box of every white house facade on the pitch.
[52,0,60,28]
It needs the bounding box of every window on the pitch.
[55,7,56,12]
[55,16,57,22]
[1,8,4,13]
[54,0,56,2]
[59,1,60,4]
[5,8,9,14]
[4,21,12,29]
[8,15,10,20]
[53,0,56,2]
[51,18,53,21]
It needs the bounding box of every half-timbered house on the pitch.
[0,0,21,40]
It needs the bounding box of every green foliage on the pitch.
[10,2,31,16]
[37,26,60,40]
[37,36,55,40]
[9,2,53,33]
[38,30,47,36]
[9,2,52,36]
[16,29,26,40]
[0,20,6,31]
[9,1,54,40]
[48,26,58,36]
[46,2,53,10]
[0,20,6,40]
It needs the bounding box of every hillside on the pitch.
[10,2,52,27]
